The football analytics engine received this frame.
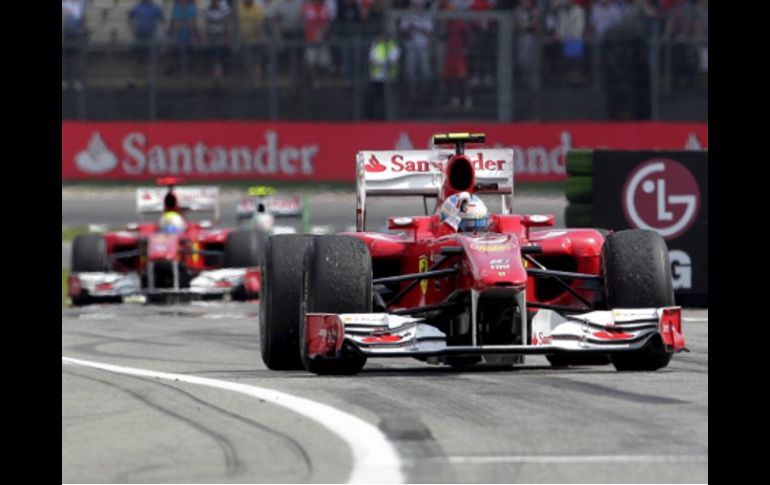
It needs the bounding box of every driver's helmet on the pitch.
[439,191,490,232]
[159,211,186,234]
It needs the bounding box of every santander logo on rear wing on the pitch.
[356,148,514,231]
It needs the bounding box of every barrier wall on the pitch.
[63,122,708,182]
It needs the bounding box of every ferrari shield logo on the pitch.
[419,255,429,295]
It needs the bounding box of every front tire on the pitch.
[602,229,675,371]
[71,233,109,272]
[259,234,313,370]
[300,236,370,375]
[224,229,264,268]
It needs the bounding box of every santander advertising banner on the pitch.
[62,122,708,183]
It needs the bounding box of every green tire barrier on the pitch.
[565,203,593,228]
[566,149,594,176]
[566,175,593,203]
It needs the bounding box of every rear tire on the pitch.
[300,236,370,375]
[224,229,263,268]
[71,234,109,272]
[602,229,675,371]
[259,234,313,370]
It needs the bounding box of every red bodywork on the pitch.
[104,221,231,274]
[345,215,604,314]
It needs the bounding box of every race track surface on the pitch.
[62,188,708,483]
[62,303,708,483]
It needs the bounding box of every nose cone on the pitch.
[460,234,528,290]
[477,259,528,289]
[147,234,180,261]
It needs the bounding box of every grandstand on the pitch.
[62,0,708,122]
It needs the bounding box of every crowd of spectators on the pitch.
[63,0,707,116]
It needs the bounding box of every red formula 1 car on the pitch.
[259,133,686,375]
[67,178,262,305]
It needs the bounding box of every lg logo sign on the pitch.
[622,159,701,290]
[622,159,700,240]
[669,250,692,290]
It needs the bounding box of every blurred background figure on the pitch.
[693,0,707,74]
[62,0,88,91]
[128,0,164,86]
[169,0,199,76]
[513,0,538,90]
[332,0,362,84]
[589,0,621,43]
[265,0,305,83]
[663,0,696,91]
[204,0,233,82]
[442,0,472,110]
[556,0,586,86]
[366,32,400,119]
[399,0,434,101]
[601,0,657,119]
[302,0,334,88]
[467,0,494,88]
[238,0,266,85]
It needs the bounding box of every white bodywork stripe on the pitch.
[62,356,404,484]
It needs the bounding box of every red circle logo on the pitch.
[621,158,701,240]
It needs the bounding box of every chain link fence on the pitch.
[62,0,707,122]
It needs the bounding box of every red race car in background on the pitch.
[68,178,262,305]
[259,133,686,375]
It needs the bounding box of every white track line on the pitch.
[445,454,708,464]
[62,356,404,484]
[683,318,708,322]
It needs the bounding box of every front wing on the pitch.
[68,268,261,303]
[305,307,685,359]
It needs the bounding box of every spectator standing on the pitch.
[693,0,707,73]
[129,0,164,45]
[366,33,400,119]
[265,0,306,81]
[513,0,539,89]
[62,0,88,91]
[556,0,586,85]
[332,0,362,82]
[619,0,658,36]
[238,0,266,84]
[360,0,385,40]
[399,0,435,100]
[589,0,622,43]
[601,0,657,119]
[663,0,696,90]
[302,0,333,87]
[205,0,233,81]
[442,1,472,109]
[128,0,164,86]
[169,0,199,75]
[469,0,495,87]
[542,0,565,85]
[265,0,305,41]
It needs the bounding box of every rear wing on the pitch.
[238,186,304,217]
[136,186,220,219]
[355,148,514,231]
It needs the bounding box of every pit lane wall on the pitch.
[62,122,708,182]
